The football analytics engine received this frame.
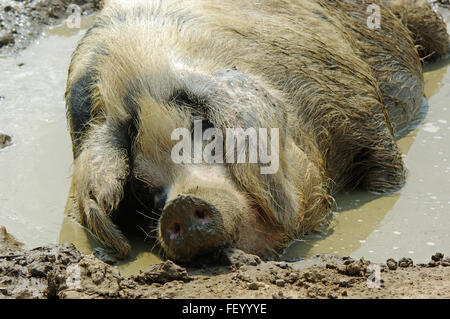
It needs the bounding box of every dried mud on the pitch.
[1,227,450,299]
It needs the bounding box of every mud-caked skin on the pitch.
[65,0,449,262]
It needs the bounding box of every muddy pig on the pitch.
[64,0,449,262]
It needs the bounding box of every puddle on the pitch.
[0,21,85,248]
[1,14,449,274]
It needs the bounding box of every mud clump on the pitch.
[398,257,414,268]
[303,270,325,283]
[0,0,101,54]
[431,252,444,262]
[220,248,262,269]
[386,258,398,270]
[336,257,370,277]
[0,134,12,149]
[248,281,267,290]
[132,261,191,285]
[426,253,450,267]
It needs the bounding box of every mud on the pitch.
[0,0,101,55]
[0,225,23,250]
[1,231,449,299]
[0,133,12,149]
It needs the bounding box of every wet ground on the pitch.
[0,2,450,284]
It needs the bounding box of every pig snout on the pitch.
[159,194,227,261]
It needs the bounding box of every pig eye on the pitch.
[171,90,204,108]
[195,210,206,219]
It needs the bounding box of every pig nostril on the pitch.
[167,222,181,240]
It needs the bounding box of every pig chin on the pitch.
[157,165,249,262]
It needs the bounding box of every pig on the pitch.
[64,0,449,262]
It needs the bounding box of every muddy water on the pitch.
[0,15,449,275]
[0,21,86,248]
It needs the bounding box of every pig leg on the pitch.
[71,121,131,258]
[351,124,407,194]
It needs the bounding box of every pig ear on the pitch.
[174,69,287,135]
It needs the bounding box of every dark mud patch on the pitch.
[0,0,101,55]
[1,229,449,299]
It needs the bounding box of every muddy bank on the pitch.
[1,228,449,299]
[0,0,100,55]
